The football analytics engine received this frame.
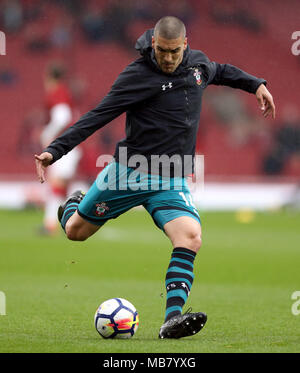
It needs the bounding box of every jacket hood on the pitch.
[135,28,154,57]
[135,28,210,75]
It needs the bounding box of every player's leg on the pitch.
[144,188,207,338]
[64,210,101,241]
[163,217,202,312]
[57,189,101,241]
[57,161,119,241]
[58,161,151,241]
[164,215,202,253]
[58,183,111,241]
[160,216,207,338]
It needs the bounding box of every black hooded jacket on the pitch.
[44,29,266,175]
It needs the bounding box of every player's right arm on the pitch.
[34,62,157,183]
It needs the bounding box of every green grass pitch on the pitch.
[0,207,299,353]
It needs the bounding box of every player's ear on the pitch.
[183,37,188,50]
[152,36,155,49]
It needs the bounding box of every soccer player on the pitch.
[35,16,275,338]
[39,63,82,235]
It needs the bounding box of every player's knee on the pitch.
[187,230,202,253]
[65,223,88,241]
[66,229,88,241]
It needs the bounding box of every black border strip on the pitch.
[151,206,200,228]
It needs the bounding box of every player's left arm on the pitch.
[255,83,275,119]
[207,62,275,119]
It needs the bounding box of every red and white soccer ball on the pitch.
[94,298,139,339]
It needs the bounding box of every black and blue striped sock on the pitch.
[165,247,196,322]
[60,201,79,231]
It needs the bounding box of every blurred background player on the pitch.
[39,62,82,235]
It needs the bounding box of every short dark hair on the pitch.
[154,16,186,40]
[46,62,66,81]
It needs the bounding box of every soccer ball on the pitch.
[94,298,139,339]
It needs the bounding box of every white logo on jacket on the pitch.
[162,82,173,91]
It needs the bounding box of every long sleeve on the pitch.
[44,62,157,164]
[207,62,266,93]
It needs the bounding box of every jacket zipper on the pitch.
[184,76,189,124]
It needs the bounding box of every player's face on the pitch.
[152,34,187,74]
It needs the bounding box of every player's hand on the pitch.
[256,84,276,119]
[34,152,53,183]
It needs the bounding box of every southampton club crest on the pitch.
[95,202,109,217]
[192,68,202,86]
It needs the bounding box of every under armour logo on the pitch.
[166,283,177,291]
[181,283,191,296]
[166,282,190,293]
[162,82,173,91]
